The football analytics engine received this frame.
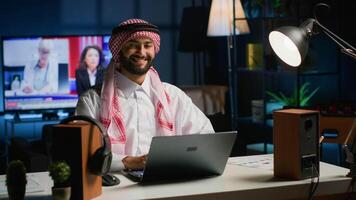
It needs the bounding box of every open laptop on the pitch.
[121,131,237,183]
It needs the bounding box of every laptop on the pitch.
[121,131,237,183]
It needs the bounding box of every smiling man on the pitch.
[75,19,214,171]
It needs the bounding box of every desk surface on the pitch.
[0,154,354,200]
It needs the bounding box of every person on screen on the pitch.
[21,39,59,94]
[11,75,21,91]
[75,19,214,171]
[75,45,105,96]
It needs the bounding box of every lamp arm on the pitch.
[322,31,356,60]
[314,19,356,60]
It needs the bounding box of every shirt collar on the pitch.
[35,62,48,70]
[116,72,151,98]
[87,68,97,76]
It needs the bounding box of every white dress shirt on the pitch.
[87,68,97,86]
[76,72,214,171]
[22,58,59,94]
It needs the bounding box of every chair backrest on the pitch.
[180,85,228,115]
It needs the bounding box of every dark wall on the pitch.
[0,0,209,114]
[339,0,356,100]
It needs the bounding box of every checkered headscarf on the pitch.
[109,18,160,63]
[100,19,174,153]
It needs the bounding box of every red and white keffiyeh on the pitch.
[101,19,175,150]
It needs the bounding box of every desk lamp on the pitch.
[268,3,356,179]
[268,3,356,67]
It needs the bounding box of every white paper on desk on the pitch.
[228,154,273,170]
[0,174,45,196]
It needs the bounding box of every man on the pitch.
[76,19,214,171]
[22,39,59,94]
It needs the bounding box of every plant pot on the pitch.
[52,187,71,200]
[7,184,26,200]
[251,99,264,123]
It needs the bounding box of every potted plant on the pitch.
[48,161,71,200]
[6,160,27,200]
[266,82,320,107]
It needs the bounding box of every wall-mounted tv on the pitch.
[2,35,111,112]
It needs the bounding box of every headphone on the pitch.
[60,115,112,176]
[112,22,160,35]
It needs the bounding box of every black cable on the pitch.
[308,180,315,200]
[346,177,356,200]
[313,3,330,22]
[308,163,320,200]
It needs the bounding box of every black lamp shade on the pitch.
[178,6,209,52]
[269,26,309,67]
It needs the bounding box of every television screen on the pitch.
[2,35,112,111]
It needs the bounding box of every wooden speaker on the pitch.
[273,109,320,180]
[51,122,102,200]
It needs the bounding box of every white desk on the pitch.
[1,155,355,200]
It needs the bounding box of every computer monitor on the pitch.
[1,35,112,112]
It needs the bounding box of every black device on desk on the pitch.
[102,174,120,186]
[60,115,120,187]
[121,131,237,183]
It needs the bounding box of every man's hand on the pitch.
[22,86,33,94]
[122,155,148,170]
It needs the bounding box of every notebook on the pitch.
[121,131,237,183]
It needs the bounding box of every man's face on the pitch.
[38,47,50,65]
[119,38,155,76]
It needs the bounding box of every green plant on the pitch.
[48,161,71,188]
[274,0,282,9]
[266,82,319,107]
[6,160,27,186]
[6,160,27,200]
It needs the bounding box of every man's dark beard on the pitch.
[119,53,153,75]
